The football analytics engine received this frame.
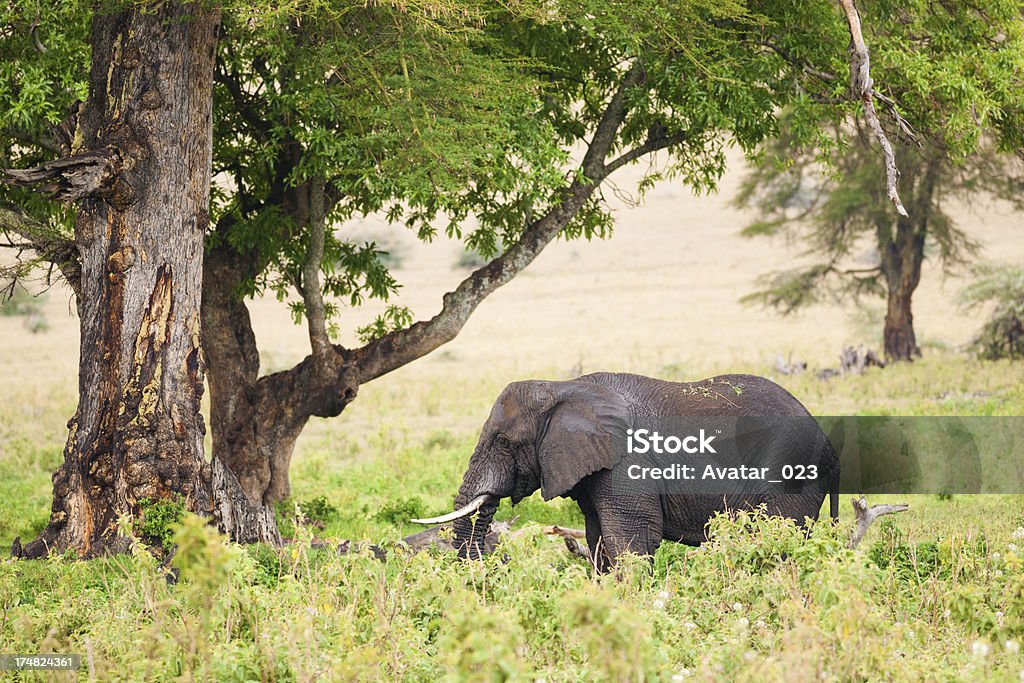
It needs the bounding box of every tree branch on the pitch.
[839,0,909,217]
[0,204,80,298]
[605,131,689,175]
[2,147,127,204]
[763,37,919,147]
[353,63,648,382]
[581,61,647,179]
[302,177,333,361]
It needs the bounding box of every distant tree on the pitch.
[736,0,1024,362]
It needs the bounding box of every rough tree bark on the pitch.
[13,3,221,558]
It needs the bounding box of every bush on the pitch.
[958,263,1024,360]
[373,497,424,524]
[274,495,340,536]
[136,495,186,551]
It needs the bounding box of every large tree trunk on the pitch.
[19,4,220,558]
[881,228,923,362]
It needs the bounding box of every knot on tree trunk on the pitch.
[306,352,360,419]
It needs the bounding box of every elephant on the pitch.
[413,372,841,571]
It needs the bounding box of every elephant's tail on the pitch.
[829,462,840,522]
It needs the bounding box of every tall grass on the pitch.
[1,353,1023,680]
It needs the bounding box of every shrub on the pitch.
[958,263,1024,360]
[136,495,186,551]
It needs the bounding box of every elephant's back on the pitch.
[577,372,813,417]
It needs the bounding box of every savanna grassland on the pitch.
[2,156,1024,681]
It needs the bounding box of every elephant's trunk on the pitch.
[452,498,498,560]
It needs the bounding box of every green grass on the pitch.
[1,353,1024,680]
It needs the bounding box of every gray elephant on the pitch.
[414,372,840,571]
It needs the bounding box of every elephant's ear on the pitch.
[537,382,631,500]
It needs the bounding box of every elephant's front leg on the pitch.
[594,499,664,569]
[573,491,609,572]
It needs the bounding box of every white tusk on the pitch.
[410,494,490,525]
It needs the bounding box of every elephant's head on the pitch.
[412,379,631,559]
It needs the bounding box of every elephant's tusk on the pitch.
[410,494,490,524]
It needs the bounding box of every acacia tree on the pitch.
[736,0,1024,361]
[196,1,879,542]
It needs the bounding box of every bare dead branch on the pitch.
[873,91,921,145]
[2,146,127,204]
[397,519,517,554]
[764,37,919,146]
[839,0,909,216]
[849,495,909,548]
[540,525,587,539]
[563,537,592,561]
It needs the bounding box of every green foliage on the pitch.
[959,263,1024,360]
[356,304,414,344]
[208,0,570,334]
[0,1,85,231]
[274,495,341,537]
[372,497,425,525]
[136,495,186,551]
[867,517,988,581]
[10,1,1023,369]
[4,504,1024,680]
[299,495,339,525]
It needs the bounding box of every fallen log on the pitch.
[849,495,909,548]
